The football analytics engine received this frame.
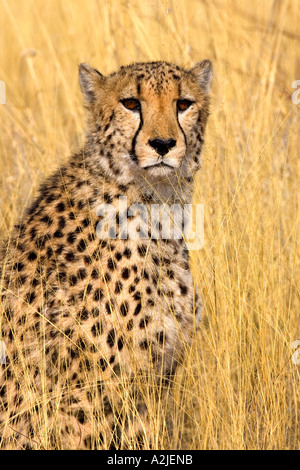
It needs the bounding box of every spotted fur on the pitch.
[0,60,212,449]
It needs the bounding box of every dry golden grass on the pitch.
[0,0,299,449]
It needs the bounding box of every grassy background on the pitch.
[0,0,299,449]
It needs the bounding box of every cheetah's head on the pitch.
[79,60,212,182]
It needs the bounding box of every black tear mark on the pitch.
[130,107,143,163]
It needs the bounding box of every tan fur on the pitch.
[0,60,212,449]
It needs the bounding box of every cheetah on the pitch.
[0,60,212,449]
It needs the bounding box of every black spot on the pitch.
[45,193,56,204]
[138,245,147,256]
[115,281,123,294]
[84,436,92,449]
[179,283,188,295]
[79,307,89,321]
[77,200,85,210]
[105,302,112,315]
[121,268,130,279]
[91,307,99,317]
[77,268,87,280]
[56,202,65,212]
[81,218,91,227]
[98,358,108,371]
[142,270,149,280]
[120,302,128,316]
[127,319,133,331]
[91,321,103,337]
[94,288,103,301]
[112,364,121,376]
[54,245,63,255]
[107,258,116,271]
[58,216,66,230]
[134,302,142,316]
[167,269,174,279]
[115,252,122,261]
[64,328,73,338]
[40,215,53,226]
[156,331,166,344]
[133,291,141,301]
[77,337,87,351]
[104,193,113,204]
[18,314,27,325]
[139,339,150,350]
[103,395,113,415]
[117,337,124,351]
[28,251,37,262]
[91,268,99,279]
[25,292,36,304]
[28,197,42,216]
[84,255,93,265]
[76,409,86,424]
[180,259,189,269]
[4,308,13,321]
[91,248,100,259]
[51,350,58,365]
[54,230,64,239]
[79,291,87,301]
[124,248,131,259]
[107,329,115,347]
[29,227,37,240]
[109,355,115,364]
[46,247,53,258]
[13,262,24,272]
[77,239,86,252]
[86,284,93,294]
[139,316,150,328]
[152,255,159,265]
[97,381,105,395]
[65,252,75,262]
[37,234,51,248]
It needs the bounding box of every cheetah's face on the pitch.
[79,61,212,179]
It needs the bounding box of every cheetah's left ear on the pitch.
[79,63,105,104]
[190,60,213,93]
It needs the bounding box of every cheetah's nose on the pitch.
[148,138,176,156]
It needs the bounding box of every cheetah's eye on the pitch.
[177,99,194,112]
[121,98,141,112]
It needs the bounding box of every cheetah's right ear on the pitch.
[79,63,105,104]
[190,60,213,94]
